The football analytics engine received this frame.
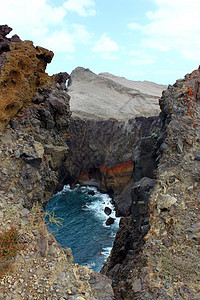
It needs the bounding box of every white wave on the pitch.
[101,247,112,258]
[54,184,120,229]
[83,261,96,269]
[87,194,120,226]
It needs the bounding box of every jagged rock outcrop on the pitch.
[0,25,56,132]
[0,25,114,299]
[101,69,200,299]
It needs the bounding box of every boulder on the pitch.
[88,190,95,196]
[106,217,115,226]
[22,141,44,167]
[131,177,156,232]
[186,222,200,243]
[157,194,177,210]
[0,26,54,133]
[44,144,68,170]
[104,206,112,215]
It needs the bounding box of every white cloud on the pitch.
[71,24,92,44]
[92,33,119,53]
[0,0,92,55]
[128,22,143,31]
[92,33,119,59]
[42,24,91,53]
[129,50,157,65]
[0,0,66,41]
[63,0,96,16]
[42,31,75,53]
[128,0,200,60]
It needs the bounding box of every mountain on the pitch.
[68,67,166,120]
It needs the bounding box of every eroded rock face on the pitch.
[102,69,200,299]
[59,116,159,195]
[0,26,114,299]
[0,25,55,132]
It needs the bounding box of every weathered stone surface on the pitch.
[194,151,200,161]
[186,222,200,243]
[0,26,114,300]
[102,69,200,299]
[22,141,44,167]
[157,193,177,210]
[0,26,55,132]
[132,278,142,293]
[62,116,159,195]
[44,144,68,170]
[68,67,165,120]
[113,180,134,217]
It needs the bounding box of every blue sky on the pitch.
[1,0,200,84]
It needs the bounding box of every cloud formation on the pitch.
[92,33,119,59]
[63,0,96,16]
[0,0,94,54]
[128,0,200,60]
[43,24,91,53]
[0,0,66,39]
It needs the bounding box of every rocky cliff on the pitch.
[0,25,114,299]
[101,70,200,299]
[1,24,199,300]
[60,66,163,197]
[59,116,159,196]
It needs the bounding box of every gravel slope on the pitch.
[68,67,166,121]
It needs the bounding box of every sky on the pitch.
[1,0,200,85]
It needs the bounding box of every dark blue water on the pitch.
[45,185,119,272]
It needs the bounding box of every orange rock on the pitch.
[79,161,134,195]
[100,161,134,195]
[0,39,54,132]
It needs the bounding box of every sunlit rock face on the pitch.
[0,25,55,132]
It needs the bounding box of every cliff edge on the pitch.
[0,25,114,300]
[101,69,200,299]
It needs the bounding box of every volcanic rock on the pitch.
[106,217,115,226]
[102,68,200,299]
[104,207,112,215]
[0,25,54,132]
[0,25,114,300]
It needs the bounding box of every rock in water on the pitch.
[104,206,112,215]
[106,217,115,225]
[88,190,95,196]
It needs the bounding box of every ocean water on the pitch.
[45,185,120,272]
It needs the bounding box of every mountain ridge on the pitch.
[68,67,166,121]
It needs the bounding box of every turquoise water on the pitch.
[45,185,119,272]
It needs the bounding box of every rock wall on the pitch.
[0,25,114,299]
[0,25,58,133]
[101,69,200,299]
[59,116,159,196]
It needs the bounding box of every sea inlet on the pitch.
[45,185,119,272]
